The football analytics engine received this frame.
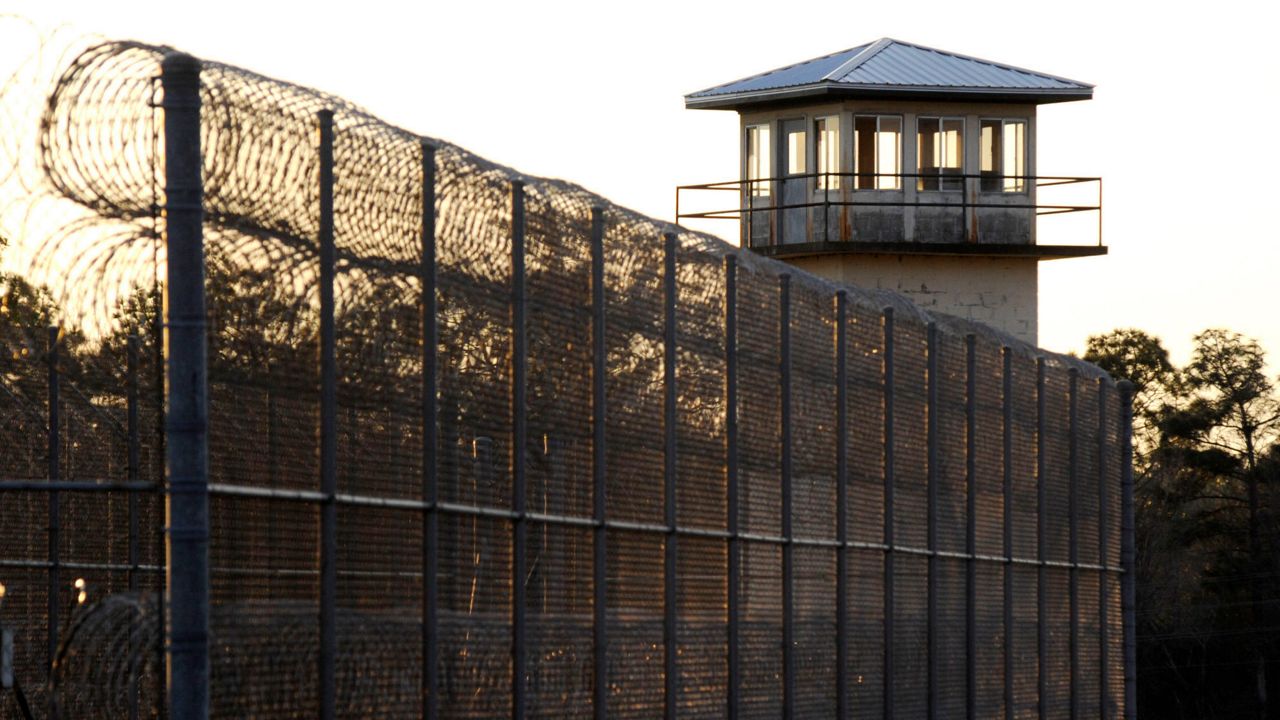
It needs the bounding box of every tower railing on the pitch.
[675,172,1102,250]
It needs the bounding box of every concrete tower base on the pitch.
[787,253,1039,345]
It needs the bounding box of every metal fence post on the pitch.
[152,285,167,718]
[511,180,528,720]
[1068,369,1079,720]
[420,138,439,720]
[46,325,60,720]
[835,290,849,720]
[1002,348,1014,720]
[128,336,141,591]
[1096,380,1110,720]
[663,231,678,720]
[926,322,938,720]
[780,274,794,720]
[883,306,895,720]
[1036,357,1047,720]
[128,334,141,720]
[161,51,209,720]
[590,206,608,720]
[316,108,338,720]
[725,255,740,720]
[1118,381,1136,720]
[965,334,977,720]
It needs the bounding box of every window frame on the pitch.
[853,114,903,191]
[916,115,966,192]
[813,115,841,191]
[979,117,1029,194]
[744,123,772,197]
[781,119,807,177]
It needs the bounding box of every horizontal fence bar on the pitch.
[0,558,165,573]
[67,481,1119,572]
[0,478,1127,575]
[44,551,1081,591]
[0,559,427,581]
[0,480,1122,564]
[0,481,158,492]
[206,483,389,507]
[0,555,1121,582]
[0,540,1122,586]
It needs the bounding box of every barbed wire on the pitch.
[8,28,1107,375]
[53,592,457,716]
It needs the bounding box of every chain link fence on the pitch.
[0,35,1135,719]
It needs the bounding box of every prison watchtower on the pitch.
[677,38,1104,345]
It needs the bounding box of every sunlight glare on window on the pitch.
[814,116,839,190]
[747,125,770,197]
[981,118,1026,192]
[1003,120,1025,192]
[981,122,996,174]
[942,119,963,171]
[919,117,963,191]
[917,119,937,191]
[787,128,807,175]
[856,115,901,190]
[877,117,901,190]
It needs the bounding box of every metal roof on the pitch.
[686,38,1093,109]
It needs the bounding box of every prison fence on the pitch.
[0,39,1136,719]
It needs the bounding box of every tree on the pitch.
[1090,327,1280,718]
[1180,330,1280,474]
[1084,328,1178,460]
[1174,330,1280,718]
[0,235,86,377]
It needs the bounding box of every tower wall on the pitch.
[788,253,1039,344]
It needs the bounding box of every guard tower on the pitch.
[677,38,1104,344]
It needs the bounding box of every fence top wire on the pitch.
[2,30,1110,383]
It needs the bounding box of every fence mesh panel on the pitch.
[0,34,1130,719]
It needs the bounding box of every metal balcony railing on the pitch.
[675,172,1102,250]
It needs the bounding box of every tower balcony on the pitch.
[675,171,1104,261]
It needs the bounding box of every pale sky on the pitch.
[7,0,1280,367]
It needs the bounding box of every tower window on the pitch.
[814,116,840,190]
[785,125,806,175]
[854,115,902,190]
[917,117,964,191]
[980,119,1027,192]
[746,124,771,196]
